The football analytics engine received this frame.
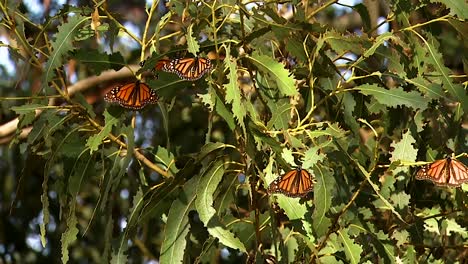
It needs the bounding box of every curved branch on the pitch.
[0,65,139,139]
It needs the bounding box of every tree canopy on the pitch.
[0,0,467,263]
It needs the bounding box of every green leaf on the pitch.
[186,24,200,55]
[284,232,299,263]
[42,15,88,92]
[312,167,334,237]
[266,100,292,130]
[407,77,445,100]
[423,34,468,113]
[275,196,308,220]
[72,50,125,75]
[281,148,296,166]
[195,158,247,252]
[423,218,440,235]
[352,4,371,31]
[212,85,236,130]
[110,247,127,264]
[355,84,429,110]
[160,176,198,264]
[285,37,307,62]
[352,32,394,67]
[337,228,363,264]
[391,229,409,247]
[302,146,326,170]
[389,130,418,175]
[102,215,113,263]
[390,192,411,209]
[113,188,144,264]
[224,48,246,132]
[430,0,468,19]
[443,219,467,237]
[152,146,179,176]
[324,30,369,55]
[198,92,214,111]
[341,93,360,133]
[61,206,79,264]
[248,52,298,96]
[86,110,118,153]
[40,173,50,247]
[402,245,416,263]
[10,103,47,114]
[355,162,406,224]
[197,142,235,162]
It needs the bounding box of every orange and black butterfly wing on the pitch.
[268,168,314,197]
[104,81,158,110]
[162,57,212,80]
[299,169,314,194]
[155,59,171,71]
[415,159,448,186]
[447,158,468,187]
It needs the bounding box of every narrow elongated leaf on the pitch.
[186,24,200,55]
[197,142,236,162]
[312,167,334,236]
[196,158,247,252]
[423,34,468,113]
[11,104,46,114]
[224,47,246,132]
[113,188,144,264]
[42,15,88,92]
[407,77,445,100]
[212,84,236,130]
[324,30,369,55]
[160,176,198,264]
[72,50,125,75]
[356,84,429,110]
[61,202,79,264]
[337,228,363,264]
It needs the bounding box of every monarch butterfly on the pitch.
[415,157,468,187]
[104,80,158,110]
[160,57,212,81]
[268,167,315,197]
[153,58,170,71]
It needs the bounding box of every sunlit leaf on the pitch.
[248,52,298,97]
[312,167,334,237]
[86,110,118,153]
[389,130,418,175]
[337,228,363,264]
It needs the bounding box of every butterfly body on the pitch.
[268,167,315,197]
[161,57,212,81]
[104,81,158,110]
[416,157,468,187]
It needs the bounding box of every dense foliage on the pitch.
[0,0,467,263]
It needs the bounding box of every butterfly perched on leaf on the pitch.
[104,80,158,110]
[415,156,468,187]
[158,57,213,81]
[268,167,315,197]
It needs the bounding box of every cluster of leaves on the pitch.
[1,0,467,263]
